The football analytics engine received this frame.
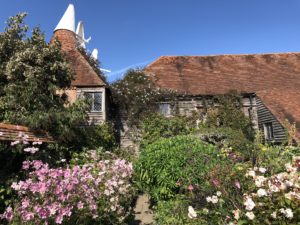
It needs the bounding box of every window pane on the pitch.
[263,122,274,140]
[83,92,102,112]
[84,93,93,111]
[93,93,102,111]
[158,103,170,116]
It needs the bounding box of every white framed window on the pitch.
[158,103,171,116]
[263,122,274,141]
[84,92,102,112]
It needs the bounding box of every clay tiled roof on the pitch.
[145,53,300,95]
[145,53,300,139]
[51,30,106,87]
[0,123,53,143]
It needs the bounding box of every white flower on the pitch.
[188,206,197,219]
[244,197,255,211]
[279,208,293,218]
[285,192,293,200]
[245,212,255,220]
[285,180,293,187]
[285,163,297,173]
[285,208,293,219]
[254,176,266,187]
[216,191,222,197]
[232,209,240,220]
[271,211,277,219]
[258,167,267,173]
[206,196,212,202]
[246,170,256,178]
[257,188,267,197]
[211,195,219,204]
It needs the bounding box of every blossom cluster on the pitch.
[10,131,43,154]
[1,158,133,224]
[239,156,300,223]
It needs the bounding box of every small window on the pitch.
[84,92,102,112]
[263,122,274,141]
[158,103,171,116]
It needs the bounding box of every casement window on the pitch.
[158,103,171,116]
[84,92,102,112]
[263,122,274,141]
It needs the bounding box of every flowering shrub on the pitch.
[236,156,300,224]
[111,69,175,126]
[1,157,133,224]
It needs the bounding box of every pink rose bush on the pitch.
[1,158,133,224]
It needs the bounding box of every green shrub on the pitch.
[196,127,254,160]
[141,113,191,147]
[134,135,219,202]
[204,91,255,141]
[154,196,199,225]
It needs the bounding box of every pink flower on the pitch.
[55,215,64,224]
[2,206,14,221]
[32,160,43,170]
[21,198,30,209]
[212,178,220,187]
[235,180,241,189]
[22,212,34,221]
[176,181,181,186]
[77,201,84,209]
[187,184,194,191]
[22,161,31,170]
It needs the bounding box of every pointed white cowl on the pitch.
[76,21,86,48]
[91,49,98,60]
[54,4,75,32]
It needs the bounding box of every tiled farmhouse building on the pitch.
[52,4,300,144]
[145,54,300,143]
[51,4,108,124]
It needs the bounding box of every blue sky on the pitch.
[1,1,300,82]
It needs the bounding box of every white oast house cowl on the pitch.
[54,4,75,33]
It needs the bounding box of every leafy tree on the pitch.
[0,13,88,145]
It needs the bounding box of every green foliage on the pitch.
[0,13,89,145]
[69,122,117,152]
[141,113,191,147]
[134,135,218,202]
[197,127,254,160]
[205,91,255,141]
[154,197,199,225]
[111,69,175,126]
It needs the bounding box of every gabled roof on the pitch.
[145,53,300,139]
[51,29,106,87]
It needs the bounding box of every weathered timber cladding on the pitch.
[256,97,286,143]
[168,95,259,130]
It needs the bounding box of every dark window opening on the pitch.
[158,103,171,116]
[263,122,274,141]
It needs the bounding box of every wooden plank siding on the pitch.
[256,97,286,143]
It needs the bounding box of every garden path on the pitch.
[132,194,153,224]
